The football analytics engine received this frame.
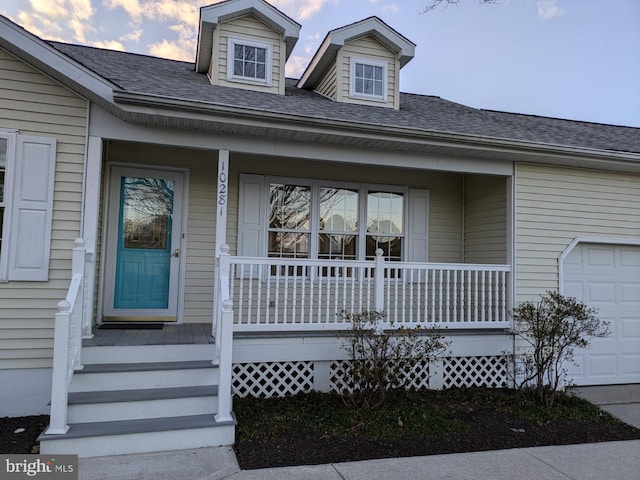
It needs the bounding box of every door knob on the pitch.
[172,249,180,258]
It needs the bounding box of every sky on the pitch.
[1,0,639,128]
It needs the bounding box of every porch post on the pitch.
[215,150,229,257]
[213,150,229,339]
[374,249,385,312]
[80,136,103,338]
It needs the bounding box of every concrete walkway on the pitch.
[80,385,640,480]
[79,441,640,480]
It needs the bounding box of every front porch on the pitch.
[40,138,515,456]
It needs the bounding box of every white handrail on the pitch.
[215,244,234,423]
[46,238,86,435]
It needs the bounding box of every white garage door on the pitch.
[562,243,640,385]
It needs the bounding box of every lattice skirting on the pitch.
[443,355,509,388]
[232,356,510,398]
[232,361,314,398]
[329,359,431,394]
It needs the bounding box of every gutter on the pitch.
[112,90,640,166]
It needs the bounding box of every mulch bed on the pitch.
[233,389,640,470]
[0,415,49,454]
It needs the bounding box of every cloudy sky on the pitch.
[2,0,639,127]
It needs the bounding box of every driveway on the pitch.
[572,384,640,428]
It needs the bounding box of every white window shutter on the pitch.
[407,188,429,263]
[237,174,265,258]
[8,135,56,281]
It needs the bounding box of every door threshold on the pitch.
[99,323,165,330]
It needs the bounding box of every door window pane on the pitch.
[121,177,174,250]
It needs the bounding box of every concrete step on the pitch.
[67,386,219,423]
[81,344,215,364]
[39,414,236,457]
[70,361,219,392]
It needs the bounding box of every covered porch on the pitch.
[42,133,514,456]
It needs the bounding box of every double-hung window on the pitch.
[238,174,428,278]
[228,37,272,86]
[350,57,387,101]
[267,179,405,264]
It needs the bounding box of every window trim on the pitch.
[349,56,388,102]
[227,36,273,86]
[0,129,17,281]
[266,176,407,262]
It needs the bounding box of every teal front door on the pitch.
[104,167,184,322]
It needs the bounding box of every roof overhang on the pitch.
[298,16,416,90]
[195,0,300,74]
[110,90,640,174]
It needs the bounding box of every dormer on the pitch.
[195,0,300,95]
[297,17,415,110]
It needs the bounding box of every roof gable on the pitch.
[297,16,415,91]
[196,0,300,74]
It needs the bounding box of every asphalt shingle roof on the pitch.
[50,41,640,155]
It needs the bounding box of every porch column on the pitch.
[215,150,229,257]
[213,150,229,340]
[80,136,103,338]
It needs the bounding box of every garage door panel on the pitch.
[563,282,584,299]
[620,282,640,303]
[622,355,640,376]
[562,243,640,385]
[622,317,640,338]
[587,282,616,303]
[619,249,640,267]
[587,247,615,267]
[588,355,618,377]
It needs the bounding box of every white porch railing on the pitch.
[221,249,511,332]
[46,238,87,434]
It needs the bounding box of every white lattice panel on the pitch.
[443,356,508,388]
[232,361,314,398]
[329,359,431,393]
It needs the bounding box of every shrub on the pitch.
[337,310,450,409]
[509,291,610,406]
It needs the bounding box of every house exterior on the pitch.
[0,0,638,457]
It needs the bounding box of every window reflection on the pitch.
[122,177,174,250]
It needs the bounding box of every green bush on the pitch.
[509,291,610,406]
[338,310,450,409]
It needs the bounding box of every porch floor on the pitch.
[84,323,215,347]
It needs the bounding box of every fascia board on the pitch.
[0,15,116,103]
[111,90,640,167]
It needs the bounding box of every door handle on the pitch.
[172,249,180,258]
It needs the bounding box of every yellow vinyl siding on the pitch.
[215,14,283,94]
[315,62,338,100]
[340,35,397,109]
[0,48,87,369]
[464,175,507,264]
[515,163,640,302]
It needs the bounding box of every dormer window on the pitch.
[228,37,272,86]
[349,57,387,102]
